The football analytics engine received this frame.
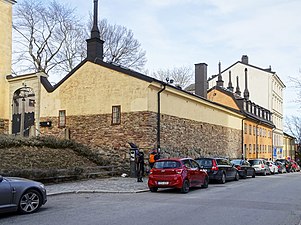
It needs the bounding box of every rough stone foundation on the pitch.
[40,111,242,172]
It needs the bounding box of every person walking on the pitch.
[136,151,144,182]
[149,150,158,169]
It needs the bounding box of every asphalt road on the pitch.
[1,172,301,225]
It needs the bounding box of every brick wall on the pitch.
[40,111,242,172]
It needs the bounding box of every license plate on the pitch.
[158,181,169,185]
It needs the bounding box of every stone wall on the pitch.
[40,111,242,172]
[160,114,241,159]
[0,118,9,134]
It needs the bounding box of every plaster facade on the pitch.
[0,0,15,133]
[208,56,285,158]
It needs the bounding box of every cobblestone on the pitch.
[46,177,149,196]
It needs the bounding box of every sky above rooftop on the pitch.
[15,0,301,118]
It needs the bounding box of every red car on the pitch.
[148,158,209,193]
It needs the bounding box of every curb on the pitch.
[47,189,149,196]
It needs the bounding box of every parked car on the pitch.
[276,159,292,173]
[148,158,209,193]
[290,160,300,172]
[275,161,286,173]
[230,159,256,178]
[0,175,47,214]
[266,161,278,174]
[195,157,239,184]
[248,159,271,176]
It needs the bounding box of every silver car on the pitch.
[248,159,271,176]
[0,175,47,214]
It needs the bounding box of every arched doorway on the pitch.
[12,86,35,137]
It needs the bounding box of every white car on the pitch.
[267,161,278,174]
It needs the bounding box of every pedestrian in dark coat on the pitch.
[136,151,144,182]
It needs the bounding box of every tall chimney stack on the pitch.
[216,61,224,87]
[195,63,208,99]
[227,70,234,92]
[243,68,250,100]
[86,0,104,62]
[241,55,249,64]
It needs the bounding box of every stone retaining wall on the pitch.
[40,111,242,173]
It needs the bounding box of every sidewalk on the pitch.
[46,177,149,196]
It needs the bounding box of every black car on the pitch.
[231,159,256,178]
[195,157,239,184]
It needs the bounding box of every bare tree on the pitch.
[13,1,147,77]
[152,66,193,89]
[13,0,83,75]
[97,19,146,72]
[285,116,301,144]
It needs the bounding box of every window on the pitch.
[244,123,247,134]
[249,124,252,135]
[58,110,66,128]
[249,144,252,154]
[112,105,121,125]
[253,126,256,136]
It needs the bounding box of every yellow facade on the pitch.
[0,0,14,120]
[208,87,273,160]
[283,133,296,160]
[243,121,273,160]
[37,61,242,131]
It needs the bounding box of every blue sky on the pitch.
[23,0,301,117]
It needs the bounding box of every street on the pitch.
[1,172,301,225]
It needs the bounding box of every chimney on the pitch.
[86,0,104,62]
[227,70,234,92]
[243,68,250,100]
[195,63,208,99]
[216,61,224,87]
[241,55,249,64]
[235,76,241,96]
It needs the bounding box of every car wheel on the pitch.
[18,189,42,214]
[234,172,239,181]
[219,173,226,184]
[181,180,190,193]
[252,170,256,178]
[202,176,209,188]
[149,187,158,192]
[243,170,247,179]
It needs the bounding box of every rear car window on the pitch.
[154,161,181,169]
[231,160,242,165]
[249,160,260,165]
[195,159,213,167]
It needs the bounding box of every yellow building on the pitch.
[207,68,274,160]
[1,0,245,165]
[283,132,296,160]
[0,0,16,134]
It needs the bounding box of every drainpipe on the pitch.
[241,118,247,159]
[157,83,166,153]
[271,127,275,160]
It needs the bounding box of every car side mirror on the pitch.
[199,165,204,169]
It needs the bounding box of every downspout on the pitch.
[271,127,275,160]
[157,83,166,153]
[241,117,247,159]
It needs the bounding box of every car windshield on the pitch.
[231,160,242,165]
[249,160,260,165]
[195,159,212,167]
[154,160,181,169]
